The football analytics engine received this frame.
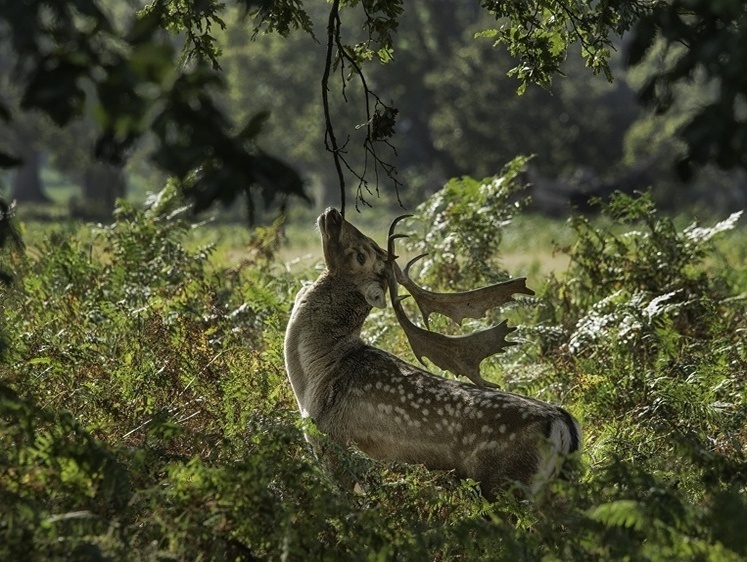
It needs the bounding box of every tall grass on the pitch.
[1,180,746,560]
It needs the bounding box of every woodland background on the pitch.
[3,0,747,219]
[1,1,747,560]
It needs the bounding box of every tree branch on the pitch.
[322,0,347,216]
[321,0,403,215]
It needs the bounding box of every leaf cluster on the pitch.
[406,156,532,287]
[479,0,649,92]
[144,0,228,69]
[252,0,314,37]
[0,191,303,558]
[547,192,744,346]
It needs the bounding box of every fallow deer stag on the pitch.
[284,208,581,498]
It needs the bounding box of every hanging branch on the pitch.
[322,0,347,216]
[321,0,404,216]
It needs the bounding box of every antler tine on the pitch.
[387,234,409,260]
[397,253,431,325]
[388,214,414,236]
[387,214,413,259]
[402,253,428,276]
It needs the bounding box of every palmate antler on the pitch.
[385,215,535,388]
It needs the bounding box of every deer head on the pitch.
[384,215,535,388]
[319,208,388,309]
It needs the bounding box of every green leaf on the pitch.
[474,29,499,39]
[28,357,55,365]
[588,500,646,530]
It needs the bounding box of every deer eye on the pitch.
[356,252,366,265]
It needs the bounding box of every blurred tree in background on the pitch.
[0,0,307,222]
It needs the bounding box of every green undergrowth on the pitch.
[1,180,746,560]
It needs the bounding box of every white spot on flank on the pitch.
[499,424,507,433]
[462,433,476,446]
[377,403,392,415]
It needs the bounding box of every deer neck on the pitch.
[300,273,371,338]
[284,273,372,416]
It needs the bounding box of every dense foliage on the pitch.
[3,0,747,215]
[1,180,745,559]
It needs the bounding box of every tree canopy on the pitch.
[1,0,746,219]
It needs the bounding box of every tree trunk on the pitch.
[11,148,49,203]
[82,162,126,217]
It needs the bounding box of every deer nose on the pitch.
[324,207,342,225]
[319,207,343,238]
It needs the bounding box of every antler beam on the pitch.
[399,254,535,328]
[385,215,534,388]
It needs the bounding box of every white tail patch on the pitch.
[530,416,582,494]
